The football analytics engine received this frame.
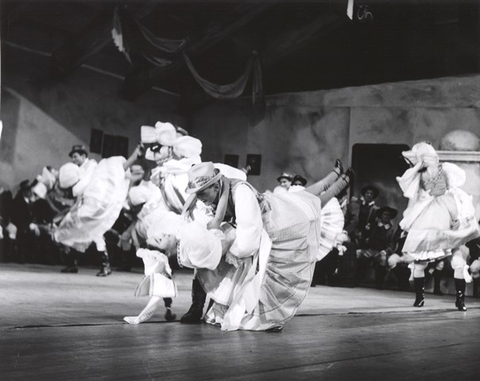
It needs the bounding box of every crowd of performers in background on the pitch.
[1,123,480,331]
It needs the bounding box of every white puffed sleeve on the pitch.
[178,221,224,270]
[228,184,263,258]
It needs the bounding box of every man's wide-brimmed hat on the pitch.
[376,206,398,219]
[361,185,379,198]
[69,144,88,157]
[277,172,293,182]
[185,162,222,194]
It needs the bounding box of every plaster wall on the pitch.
[190,75,480,217]
[1,46,183,192]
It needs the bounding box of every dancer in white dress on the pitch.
[53,145,143,276]
[389,142,480,310]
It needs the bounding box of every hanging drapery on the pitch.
[112,6,187,66]
[111,7,263,102]
[183,52,262,103]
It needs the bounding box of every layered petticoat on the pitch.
[133,249,177,298]
[317,197,344,261]
[197,191,322,331]
[397,162,480,262]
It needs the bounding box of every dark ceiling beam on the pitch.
[50,2,157,79]
[261,12,342,69]
[120,0,280,101]
[1,2,28,38]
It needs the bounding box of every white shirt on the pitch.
[228,183,263,259]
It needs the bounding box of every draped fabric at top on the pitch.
[112,6,263,102]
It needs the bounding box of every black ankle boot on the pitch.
[433,270,444,296]
[180,279,207,324]
[345,167,355,183]
[163,298,176,321]
[96,251,112,277]
[413,277,425,307]
[454,279,467,311]
[334,159,344,175]
[61,249,78,273]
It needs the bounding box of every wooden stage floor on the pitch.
[1,263,480,380]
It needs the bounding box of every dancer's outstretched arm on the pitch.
[123,144,144,171]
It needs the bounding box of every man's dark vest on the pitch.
[219,178,260,227]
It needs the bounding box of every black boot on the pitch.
[344,167,355,183]
[180,279,207,324]
[413,277,425,307]
[96,251,112,277]
[61,249,78,273]
[454,278,467,311]
[334,159,344,175]
[163,298,177,322]
[433,270,444,295]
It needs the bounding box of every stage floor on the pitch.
[1,263,479,380]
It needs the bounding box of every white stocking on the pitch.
[124,296,163,324]
[413,263,427,278]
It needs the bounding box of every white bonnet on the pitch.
[402,142,438,166]
[128,185,152,206]
[141,122,177,146]
[59,162,81,189]
[172,136,202,159]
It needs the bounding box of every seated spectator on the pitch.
[466,234,480,298]
[344,185,380,249]
[335,230,358,288]
[291,174,307,190]
[273,172,293,194]
[356,206,399,289]
[10,180,38,263]
[0,187,16,262]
